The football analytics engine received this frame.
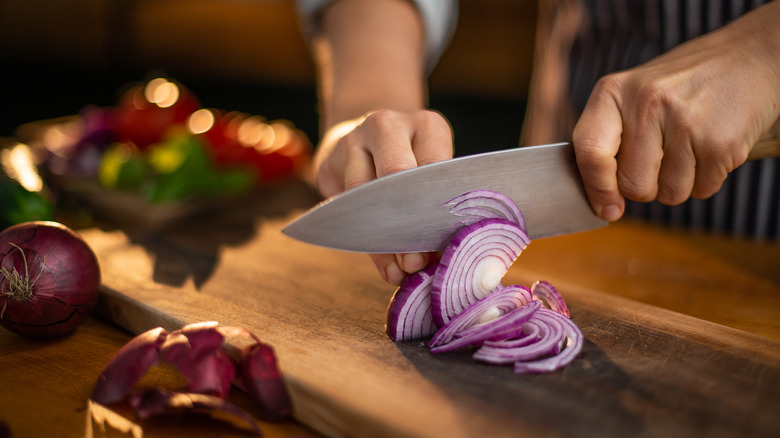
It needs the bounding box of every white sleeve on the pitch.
[295,0,459,73]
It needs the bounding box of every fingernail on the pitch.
[401,253,426,272]
[601,204,622,222]
[384,261,405,285]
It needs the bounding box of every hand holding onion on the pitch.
[0,221,101,337]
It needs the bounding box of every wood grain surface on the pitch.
[67,181,780,438]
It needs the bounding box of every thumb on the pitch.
[572,88,625,222]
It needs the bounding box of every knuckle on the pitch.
[618,170,657,202]
[380,161,415,176]
[656,183,688,206]
[574,137,615,169]
[361,109,401,132]
[592,73,624,97]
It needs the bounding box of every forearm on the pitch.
[312,0,428,131]
[726,0,780,105]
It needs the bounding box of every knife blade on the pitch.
[282,142,607,253]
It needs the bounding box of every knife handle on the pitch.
[749,119,780,160]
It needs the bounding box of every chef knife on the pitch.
[282,142,607,253]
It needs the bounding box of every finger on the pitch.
[572,80,625,222]
[689,142,736,199]
[371,254,405,285]
[616,112,664,203]
[398,252,430,273]
[358,111,419,179]
[409,111,454,166]
[315,156,345,198]
[656,129,696,205]
[341,141,377,191]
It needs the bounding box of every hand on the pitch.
[572,3,780,222]
[315,109,453,284]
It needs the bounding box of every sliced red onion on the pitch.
[431,218,530,326]
[512,308,584,374]
[531,280,570,318]
[382,189,584,374]
[472,314,564,364]
[428,284,531,347]
[430,300,540,354]
[386,263,439,341]
[482,320,544,349]
[446,190,526,231]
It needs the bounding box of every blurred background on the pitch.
[0,0,538,156]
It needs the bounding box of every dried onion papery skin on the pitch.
[472,315,564,364]
[428,284,531,348]
[430,300,541,354]
[386,263,439,341]
[446,190,526,231]
[431,218,530,326]
[0,221,101,337]
[531,280,570,318]
[92,326,169,404]
[129,387,262,436]
[512,308,584,374]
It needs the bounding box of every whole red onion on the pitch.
[0,221,101,337]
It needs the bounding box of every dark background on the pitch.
[0,0,537,157]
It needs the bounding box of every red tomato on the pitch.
[246,126,312,183]
[114,78,201,149]
[197,111,254,167]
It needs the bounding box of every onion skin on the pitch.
[92,327,169,405]
[129,388,262,436]
[92,322,293,424]
[0,221,101,338]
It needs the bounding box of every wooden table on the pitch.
[1,181,779,438]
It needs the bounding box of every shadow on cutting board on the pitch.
[391,321,647,437]
[100,178,322,289]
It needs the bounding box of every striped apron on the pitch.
[522,0,779,240]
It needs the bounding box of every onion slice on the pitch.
[531,280,570,318]
[446,190,526,231]
[512,308,584,374]
[472,314,564,364]
[431,218,530,326]
[386,263,439,341]
[429,284,531,347]
[430,301,541,354]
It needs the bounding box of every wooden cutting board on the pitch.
[81,182,780,438]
